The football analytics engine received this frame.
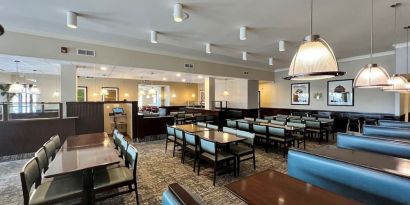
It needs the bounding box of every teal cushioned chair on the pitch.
[119,135,128,159]
[244,117,254,122]
[287,122,306,149]
[252,124,268,152]
[255,118,268,123]
[196,122,207,128]
[223,127,237,135]
[274,117,287,122]
[182,132,199,171]
[237,121,251,131]
[305,120,328,143]
[173,129,184,162]
[93,144,140,205]
[207,124,218,130]
[197,139,236,186]
[50,134,61,152]
[264,116,275,121]
[226,119,237,129]
[268,127,294,157]
[270,120,286,126]
[20,158,83,205]
[229,130,256,175]
[165,126,176,153]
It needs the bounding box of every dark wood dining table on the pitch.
[196,130,245,144]
[45,132,120,204]
[172,124,210,133]
[225,169,360,205]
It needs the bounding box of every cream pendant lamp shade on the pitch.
[284,0,344,80]
[383,3,408,92]
[354,0,391,88]
[29,85,41,95]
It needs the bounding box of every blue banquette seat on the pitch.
[288,147,410,205]
[378,120,410,128]
[362,125,410,139]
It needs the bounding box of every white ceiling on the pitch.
[1,0,410,71]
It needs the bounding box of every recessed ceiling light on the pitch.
[162,77,167,81]
[240,26,247,40]
[66,11,78,29]
[100,66,107,71]
[181,78,186,82]
[176,73,181,77]
[150,31,158,44]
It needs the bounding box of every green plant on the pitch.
[0,84,16,102]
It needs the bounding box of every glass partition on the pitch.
[4,102,62,120]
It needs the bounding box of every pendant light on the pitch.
[383,3,408,92]
[284,0,344,80]
[30,85,41,95]
[100,74,108,96]
[354,0,391,88]
[223,79,229,96]
[8,60,24,94]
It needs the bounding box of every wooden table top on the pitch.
[225,169,359,205]
[45,133,120,178]
[196,130,245,144]
[303,145,410,179]
[62,132,111,150]
[172,124,210,133]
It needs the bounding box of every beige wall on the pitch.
[77,77,198,106]
[259,55,397,114]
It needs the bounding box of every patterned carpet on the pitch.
[0,138,334,205]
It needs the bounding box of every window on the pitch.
[102,87,119,102]
[77,86,87,102]
[10,85,37,113]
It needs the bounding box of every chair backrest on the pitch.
[289,119,302,124]
[288,116,301,120]
[255,118,268,123]
[197,122,207,128]
[199,139,215,155]
[119,136,128,158]
[43,140,56,161]
[275,117,287,122]
[20,158,41,205]
[302,117,317,121]
[115,133,124,149]
[207,124,218,130]
[238,121,250,131]
[244,117,254,122]
[51,134,61,149]
[268,127,285,137]
[226,120,237,128]
[196,115,206,122]
[223,127,237,135]
[175,129,184,140]
[184,133,197,146]
[270,120,286,126]
[206,115,215,121]
[264,116,275,121]
[277,114,288,118]
[113,129,119,136]
[287,122,306,129]
[177,113,186,118]
[253,124,267,135]
[167,126,175,136]
[125,144,138,179]
[237,130,255,145]
[193,113,202,117]
[35,147,48,174]
[305,120,321,129]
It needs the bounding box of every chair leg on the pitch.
[253,152,256,170]
[165,139,168,153]
[134,183,140,205]
[193,153,197,172]
[172,142,176,157]
[213,163,217,186]
[197,158,201,176]
[236,157,240,176]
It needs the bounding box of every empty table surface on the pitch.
[196,130,245,144]
[305,145,410,179]
[62,132,111,150]
[226,169,359,205]
[173,124,210,133]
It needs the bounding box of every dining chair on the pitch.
[43,140,56,162]
[197,138,236,186]
[175,113,186,125]
[197,122,207,128]
[223,127,237,135]
[289,118,303,123]
[35,147,49,174]
[174,129,184,162]
[252,124,268,152]
[305,120,328,143]
[195,115,206,123]
[287,122,306,149]
[237,121,251,131]
[302,116,317,121]
[274,117,287,123]
[229,130,256,175]
[264,116,274,121]
[119,135,129,159]
[255,118,268,123]
[113,130,122,150]
[50,134,61,152]
[244,117,254,122]
[20,158,83,205]
[207,124,219,130]
[226,120,237,129]
[268,127,294,157]
[182,132,198,171]
[270,120,286,126]
[93,144,140,205]
[205,115,216,124]
[165,126,176,153]
[318,118,335,139]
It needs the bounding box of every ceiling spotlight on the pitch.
[150,31,158,44]
[66,11,78,29]
[269,57,274,66]
[176,73,181,77]
[240,26,247,40]
[100,66,107,71]
[242,51,247,61]
[173,3,188,22]
[181,78,186,82]
[162,77,167,81]
[197,75,203,79]
[279,40,286,52]
[206,43,212,54]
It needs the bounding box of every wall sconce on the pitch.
[314,92,322,100]
[124,93,129,97]
[172,93,177,98]
[191,93,196,98]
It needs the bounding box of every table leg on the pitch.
[83,169,94,205]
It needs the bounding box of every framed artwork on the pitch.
[102,87,119,102]
[327,79,354,106]
[291,83,310,105]
[200,90,205,105]
[76,86,87,102]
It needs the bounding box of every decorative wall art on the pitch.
[291,83,310,105]
[327,79,354,106]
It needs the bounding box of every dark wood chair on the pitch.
[165,126,176,153]
[229,130,256,175]
[226,119,237,129]
[173,129,184,162]
[305,120,328,143]
[287,122,307,149]
[252,124,268,151]
[267,127,294,157]
[237,121,251,131]
[182,132,199,171]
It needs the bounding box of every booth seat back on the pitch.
[288,149,410,205]
[162,183,202,205]
[378,120,410,128]
[363,125,410,139]
[337,133,410,159]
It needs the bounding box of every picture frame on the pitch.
[102,87,119,102]
[76,86,87,102]
[327,79,354,106]
[291,83,310,105]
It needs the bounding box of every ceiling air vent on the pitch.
[184,63,194,69]
[76,48,95,57]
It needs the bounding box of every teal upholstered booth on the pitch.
[337,133,410,159]
[378,120,410,128]
[288,148,410,205]
[363,125,410,139]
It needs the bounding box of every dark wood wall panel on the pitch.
[0,118,76,156]
[67,102,104,134]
